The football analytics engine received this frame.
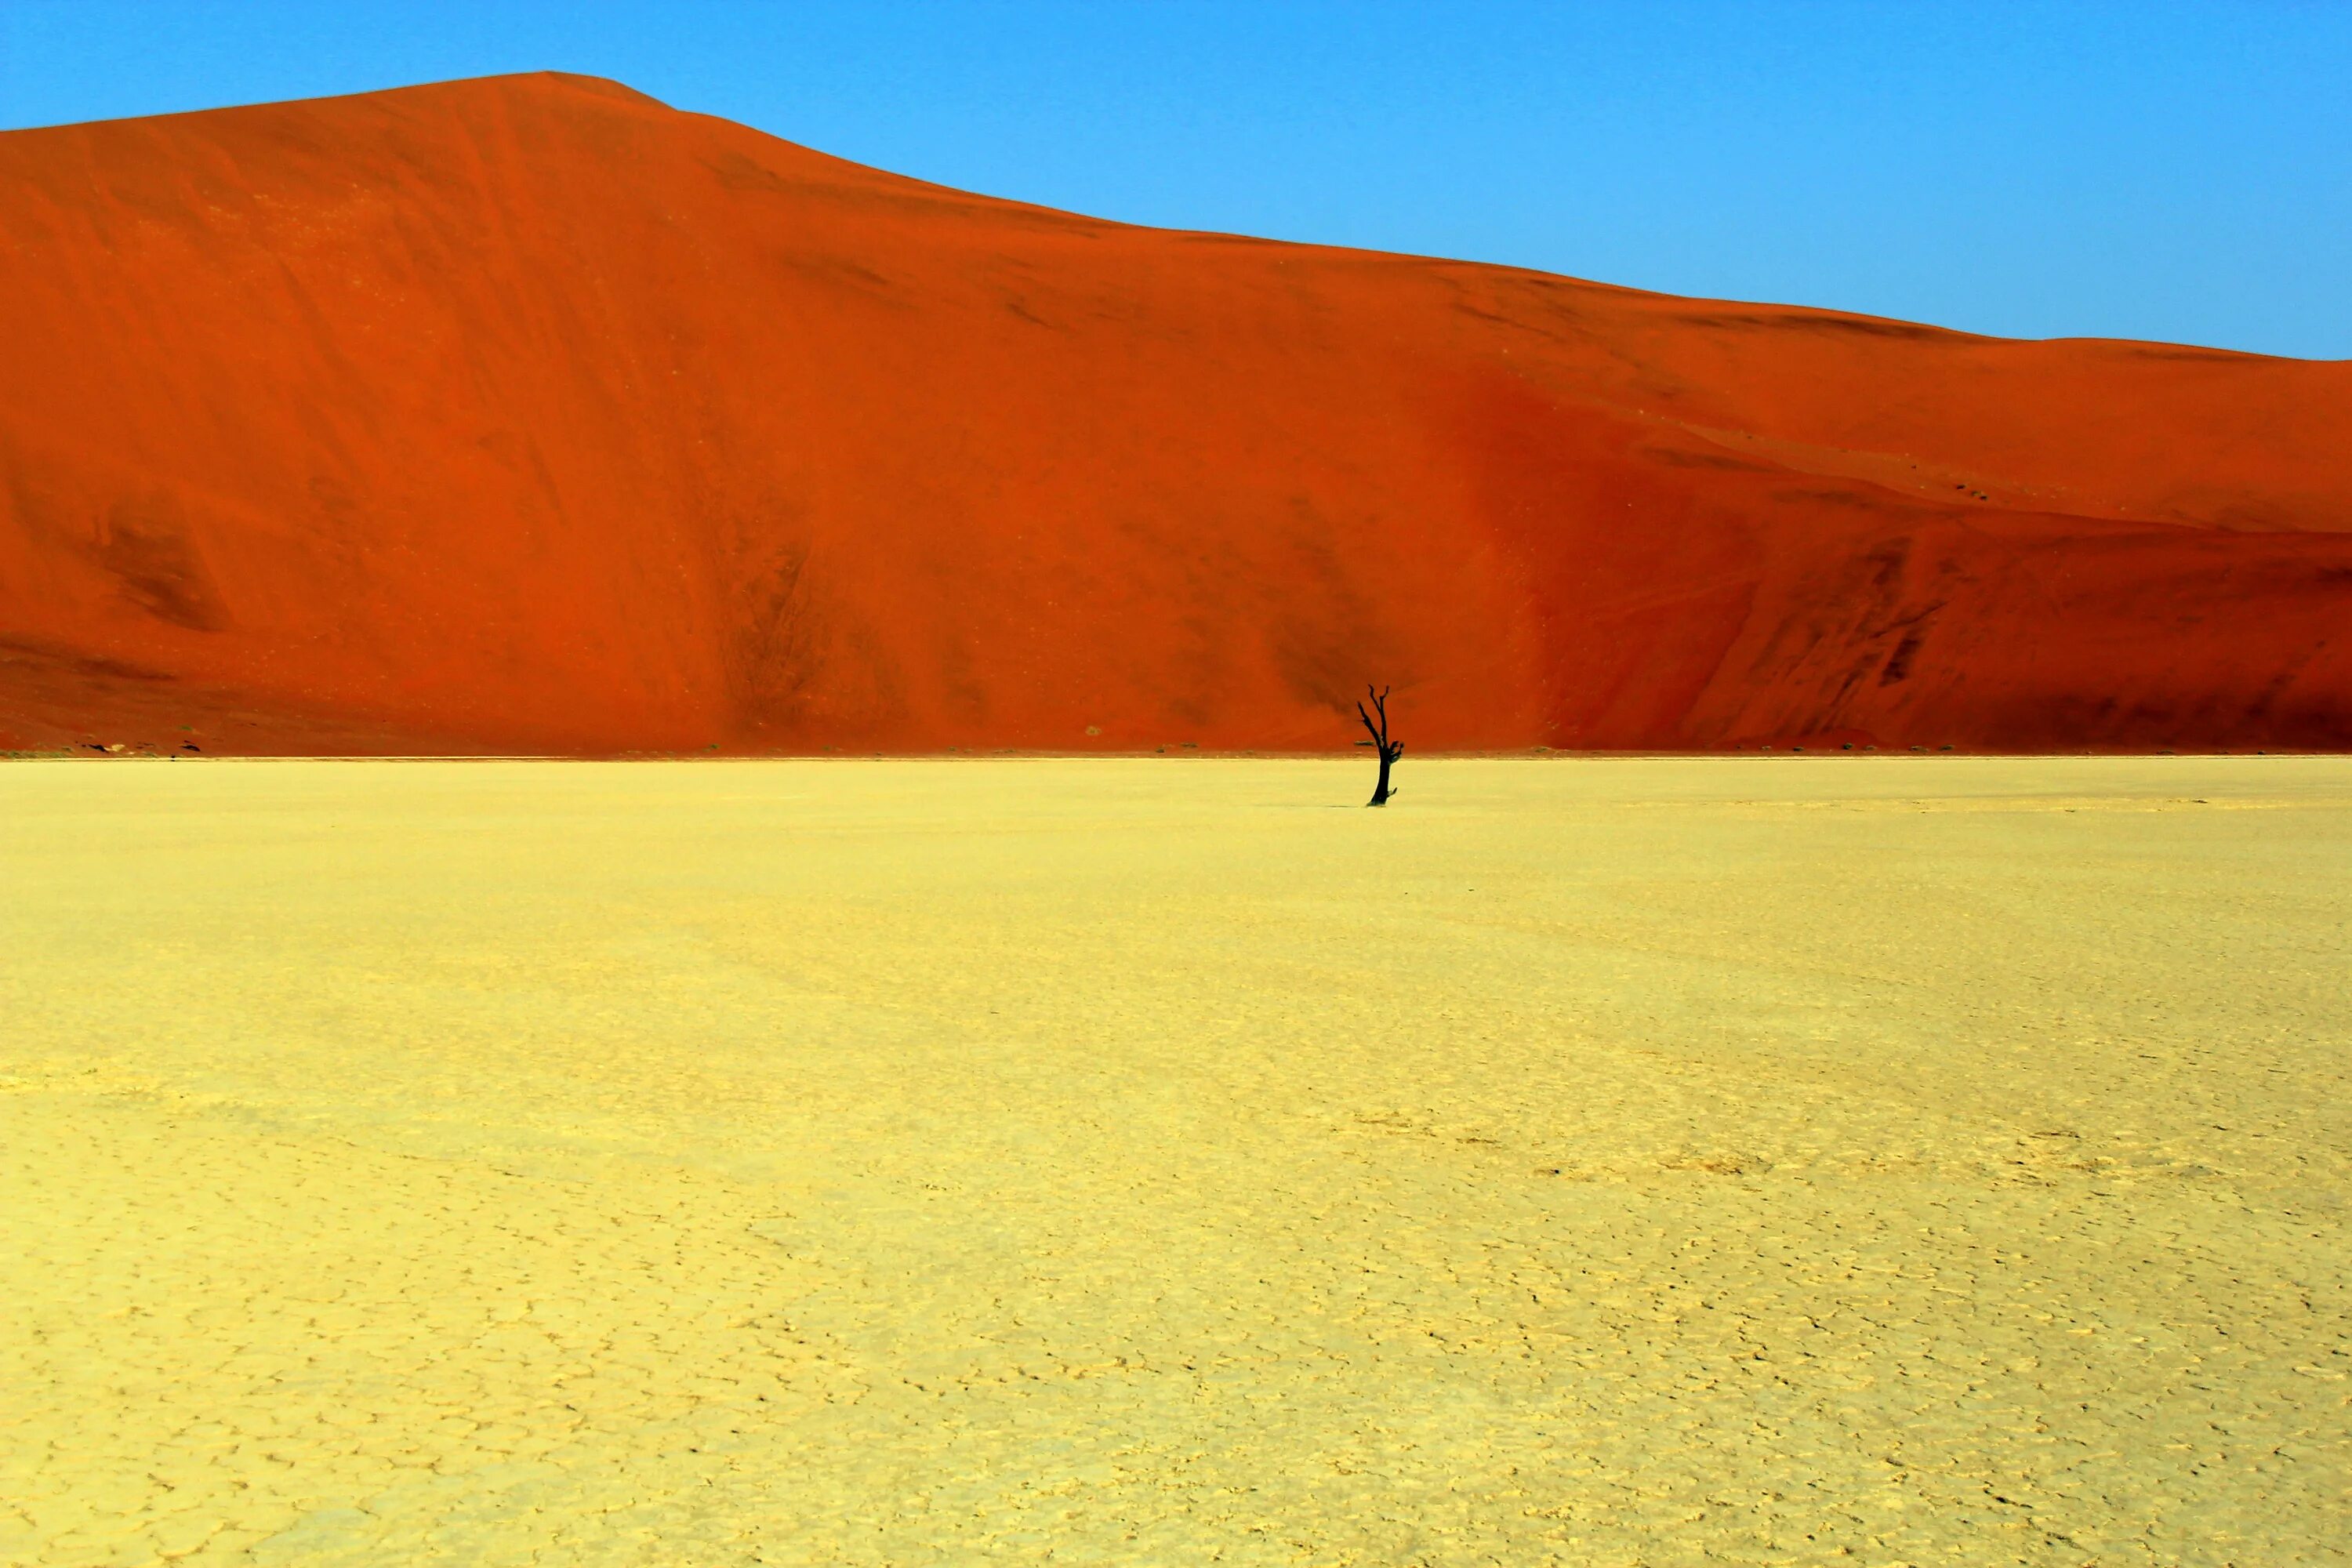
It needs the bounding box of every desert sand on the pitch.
[5,72,2351,757]
[4,755,2347,1565]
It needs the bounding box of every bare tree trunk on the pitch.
[1356,685,1403,806]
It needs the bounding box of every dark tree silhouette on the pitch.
[1355,684,1403,806]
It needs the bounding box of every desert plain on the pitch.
[3,754,2347,1566]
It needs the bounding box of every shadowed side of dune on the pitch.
[2,71,2347,754]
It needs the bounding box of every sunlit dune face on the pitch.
[3,71,2350,757]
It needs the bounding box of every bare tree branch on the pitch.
[1356,683,1403,806]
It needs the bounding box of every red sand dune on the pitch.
[3,72,2348,755]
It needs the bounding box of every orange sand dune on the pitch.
[3,72,2348,754]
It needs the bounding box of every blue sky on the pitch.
[2,2,2345,358]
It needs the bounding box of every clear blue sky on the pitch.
[3,2,2347,358]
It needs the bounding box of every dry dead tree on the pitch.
[1355,684,1403,806]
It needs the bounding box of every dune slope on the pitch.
[2,72,2348,753]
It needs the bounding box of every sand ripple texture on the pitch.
[3,757,2347,1566]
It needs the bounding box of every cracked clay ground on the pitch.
[3,757,2347,1566]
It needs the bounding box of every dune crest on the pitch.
[3,71,2347,753]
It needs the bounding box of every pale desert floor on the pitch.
[3,757,2347,1567]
